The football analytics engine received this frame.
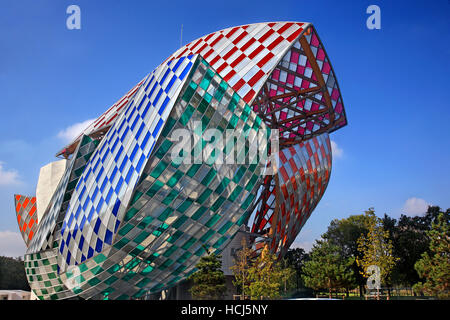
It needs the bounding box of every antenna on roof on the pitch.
[180,24,183,48]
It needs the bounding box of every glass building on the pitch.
[13,21,347,300]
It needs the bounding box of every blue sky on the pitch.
[0,0,449,255]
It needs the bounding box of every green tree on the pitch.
[302,240,356,298]
[383,206,450,287]
[413,212,450,299]
[322,213,372,296]
[284,248,310,290]
[230,238,254,299]
[357,208,398,289]
[0,256,30,290]
[188,253,226,300]
[247,247,286,300]
[279,256,297,296]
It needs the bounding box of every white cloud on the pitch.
[290,241,314,252]
[57,119,95,143]
[402,197,430,216]
[0,231,26,257]
[330,140,343,159]
[0,162,21,186]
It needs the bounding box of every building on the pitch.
[13,21,346,300]
[0,290,35,300]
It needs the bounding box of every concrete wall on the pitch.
[36,159,67,222]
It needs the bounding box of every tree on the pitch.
[302,239,356,298]
[413,212,450,299]
[357,208,398,290]
[0,256,30,291]
[284,248,310,289]
[322,213,372,296]
[247,247,287,300]
[230,238,254,299]
[188,253,226,300]
[381,206,450,288]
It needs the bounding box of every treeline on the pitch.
[0,256,30,291]
[284,206,450,299]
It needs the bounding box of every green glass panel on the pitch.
[180,104,195,126]
[213,236,228,249]
[201,168,216,187]
[91,265,104,275]
[125,258,140,270]
[232,166,246,184]
[186,163,201,177]
[145,180,164,198]
[191,206,207,220]
[130,245,145,257]
[107,264,121,274]
[134,231,151,244]
[218,221,233,235]
[93,253,106,264]
[130,190,143,206]
[162,189,178,205]
[245,174,259,191]
[88,277,101,286]
[254,116,262,128]
[198,97,209,114]
[211,196,226,212]
[163,245,178,257]
[205,68,214,82]
[204,92,212,103]
[200,78,210,91]
[118,223,133,236]
[228,114,239,129]
[177,251,192,264]
[124,207,139,222]
[150,161,168,179]
[200,229,215,243]
[205,214,221,228]
[177,199,193,213]
[158,259,173,270]
[214,177,230,194]
[141,265,154,275]
[104,275,118,285]
[167,170,184,188]
[172,215,188,229]
[137,278,151,288]
[167,230,183,244]
[228,93,239,112]
[228,185,243,202]
[158,207,174,222]
[197,189,212,204]
[237,211,251,226]
[181,237,197,250]
[194,246,206,257]
[137,216,154,229]
[79,263,88,273]
[182,84,196,102]
[173,265,187,276]
[201,114,210,129]
[161,117,177,137]
[240,193,255,211]
[155,139,173,159]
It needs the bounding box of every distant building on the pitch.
[0,290,34,300]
